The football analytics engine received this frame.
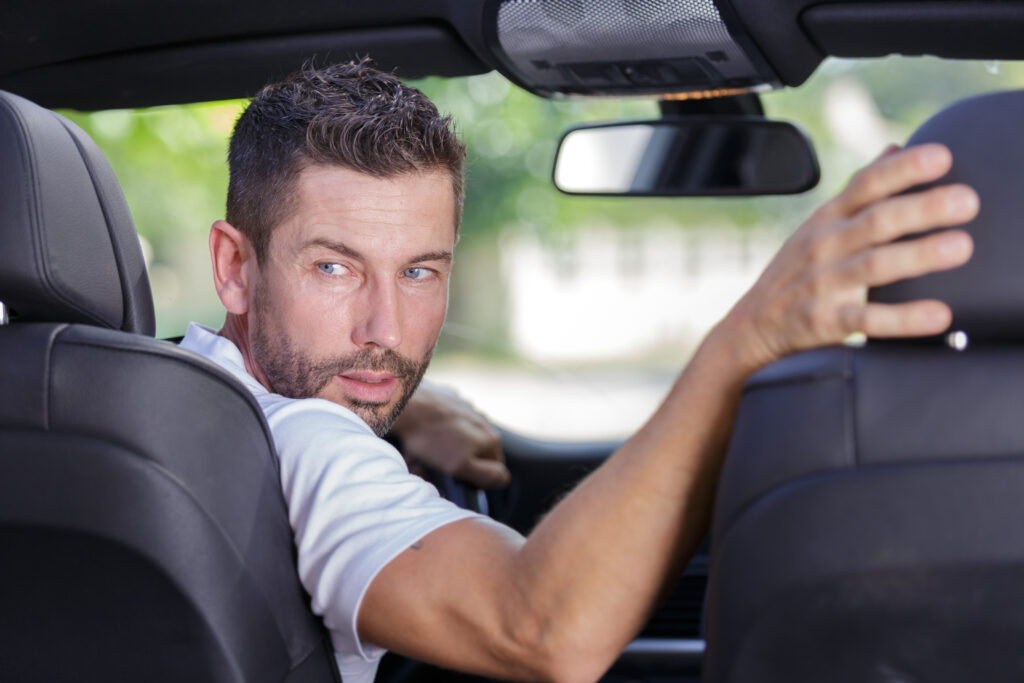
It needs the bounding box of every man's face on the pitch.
[247,164,456,435]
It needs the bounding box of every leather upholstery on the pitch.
[704,90,1024,683]
[0,90,338,682]
[0,90,153,333]
[871,90,1024,341]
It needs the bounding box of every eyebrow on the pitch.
[301,237,452,265]
[408,250,454,265]
[302,237,363,259]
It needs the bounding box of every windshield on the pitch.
[62,56,1024,441]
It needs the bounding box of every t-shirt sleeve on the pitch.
[260,396,480,664]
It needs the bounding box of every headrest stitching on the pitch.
[0,95,46,322]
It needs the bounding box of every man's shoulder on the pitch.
[256,391,403,471]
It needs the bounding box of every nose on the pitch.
[350,278,402,351]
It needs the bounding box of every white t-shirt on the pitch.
[180,323,480,683]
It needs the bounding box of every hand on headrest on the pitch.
[871,89,1024,343]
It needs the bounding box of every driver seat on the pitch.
[704,89,1024,683]
[0,89,339,682]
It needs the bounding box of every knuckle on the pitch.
[796,285,841,341]
[812,303,836,339]
[808,199,840,225]
[848,167,879,198]
[795,297,818,331]
[806,269,831,299]
[859,205,888,241]
[860,250,884,281]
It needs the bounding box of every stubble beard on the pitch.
[250,288,432,436]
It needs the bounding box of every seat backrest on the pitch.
[704,90,1024,683]
[0,90,338,683]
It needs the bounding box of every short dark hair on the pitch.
[227,59,466,264]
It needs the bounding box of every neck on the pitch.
[219,312,274,393]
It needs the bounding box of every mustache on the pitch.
[308,347,420,390]
[330,348,419,377]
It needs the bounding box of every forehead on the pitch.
[272,164,457,255]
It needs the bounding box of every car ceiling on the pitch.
[4,0,1024,110]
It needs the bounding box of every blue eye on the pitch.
[403,267,430,280]
[318,263,347,275]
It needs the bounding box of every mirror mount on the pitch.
[659,93,764,117]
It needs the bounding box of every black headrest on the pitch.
[0,90,154,335]
[870,89,1024,342]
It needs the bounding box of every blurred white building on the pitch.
[503,226,781,363]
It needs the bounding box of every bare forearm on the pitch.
[367,320,751,681]
[504,316,752,680]
[361,321,751,682]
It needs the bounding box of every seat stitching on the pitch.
[42,323,68,431]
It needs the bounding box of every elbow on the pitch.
[538,658,612,683]
[528,650,614,683]
[502,612,618,683]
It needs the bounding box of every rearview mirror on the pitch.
[553,117,819,196]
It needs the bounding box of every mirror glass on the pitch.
[553,118,819,196]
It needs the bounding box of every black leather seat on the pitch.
[704,90,1024,683]
[0,90,338,682]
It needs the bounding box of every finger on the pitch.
[874,143,902,161]
[835,143,954,217]
[839,299,953,338]
[841,183,979,253]
[472,424,505,464]
[456,458,511,489]
[834,228,973,288]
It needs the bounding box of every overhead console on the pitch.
[484,0,781,98]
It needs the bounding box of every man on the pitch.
[180,60,977,682]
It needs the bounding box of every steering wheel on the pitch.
[431,471,490,515]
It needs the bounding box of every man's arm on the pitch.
[357,144,978,682]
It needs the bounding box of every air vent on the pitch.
[641,557,708,638]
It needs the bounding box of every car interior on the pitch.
[3,1,1024,682]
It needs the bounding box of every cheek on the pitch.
[280,274,344,319]
[260,275,342,349]
[405,292,448,349]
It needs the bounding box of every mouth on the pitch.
[335,371,401,404]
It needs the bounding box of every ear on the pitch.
[210,220,255,315]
